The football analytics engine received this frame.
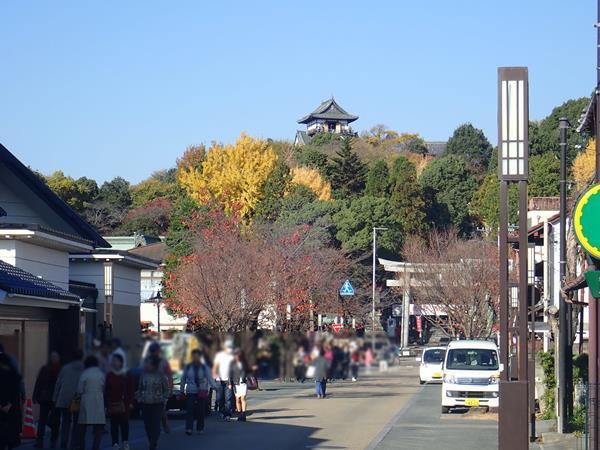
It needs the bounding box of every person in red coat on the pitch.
[105,354,134,450]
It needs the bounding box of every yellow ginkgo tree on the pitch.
[572,138,596,190]
[291,167,332,201]
[177,133,277,219]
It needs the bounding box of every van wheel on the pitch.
[441,406,450,414]
[419,379,425,385]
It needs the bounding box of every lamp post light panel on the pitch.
[498,67,529,181]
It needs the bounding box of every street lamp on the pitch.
[149,290,162,335]
[499,69,529,181]
[498,67,530,450]
[103,261,114,337]
[372,227,388,355]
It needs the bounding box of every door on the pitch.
[0,319,22,363]
[23,320,49,401]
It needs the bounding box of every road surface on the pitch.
[53,365,498,450]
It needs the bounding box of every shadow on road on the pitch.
[118,415,329,450]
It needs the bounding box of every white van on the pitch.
[441,340,500,413]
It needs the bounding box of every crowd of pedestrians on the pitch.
[292,339,370,398]
[0,336,262,450]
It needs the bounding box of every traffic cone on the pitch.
[21,398,36,439]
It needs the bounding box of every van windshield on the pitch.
[423,349,446,364]
[445,348,498,371]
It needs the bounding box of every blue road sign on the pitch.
[339,280,355,296]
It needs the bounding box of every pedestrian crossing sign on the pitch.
[339,280,355,296]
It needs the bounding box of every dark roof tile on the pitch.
[0,260,80,302]
[298,98,358,124]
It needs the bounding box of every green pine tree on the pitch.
[329,138,368,197]
[389,157,428,237]
[365,160,390,197]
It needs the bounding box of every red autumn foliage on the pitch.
[166,208,351,333]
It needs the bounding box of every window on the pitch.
[446,348,499,370]
[423,349,446,364]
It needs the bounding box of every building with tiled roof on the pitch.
[294,97,358,146]
[0,142,157,393]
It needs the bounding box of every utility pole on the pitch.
[372,227,388,355]
[591,1,600,446]
[558,117,571,433]
[402,267,410,348]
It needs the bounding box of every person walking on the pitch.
[33,351,61,448]
[77,356,105,450]
[136,356,169,450]
[182,349,211,435]
[53,349,84,450]
[105,354,133,450]
[0,344,25,404]
[293,347,307,383]
[147,342,173,434]
[0,353,22,450]
[110,338,127,371]
[230,350,250,421]
[364,346,373,374]
[212,340,234,420]
[350,346,360,382]
[312,349,330,399]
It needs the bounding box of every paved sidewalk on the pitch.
[368,384,498,450]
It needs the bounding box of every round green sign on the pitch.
[574,183,600,259]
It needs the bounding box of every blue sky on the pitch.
[0,1,596,183]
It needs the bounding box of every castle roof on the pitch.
[298,98,358,124]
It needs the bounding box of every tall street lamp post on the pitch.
[498,67,530,450]
[558,117,572,432]
[372,227,388,355]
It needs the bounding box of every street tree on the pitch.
[167,208,275,332]
[329,138,368,197]
[167,207,348,333]
[402,230,499,339]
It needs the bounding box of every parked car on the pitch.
[441,340,501,413]
[418,347,446,384]
[165,370,186,412]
